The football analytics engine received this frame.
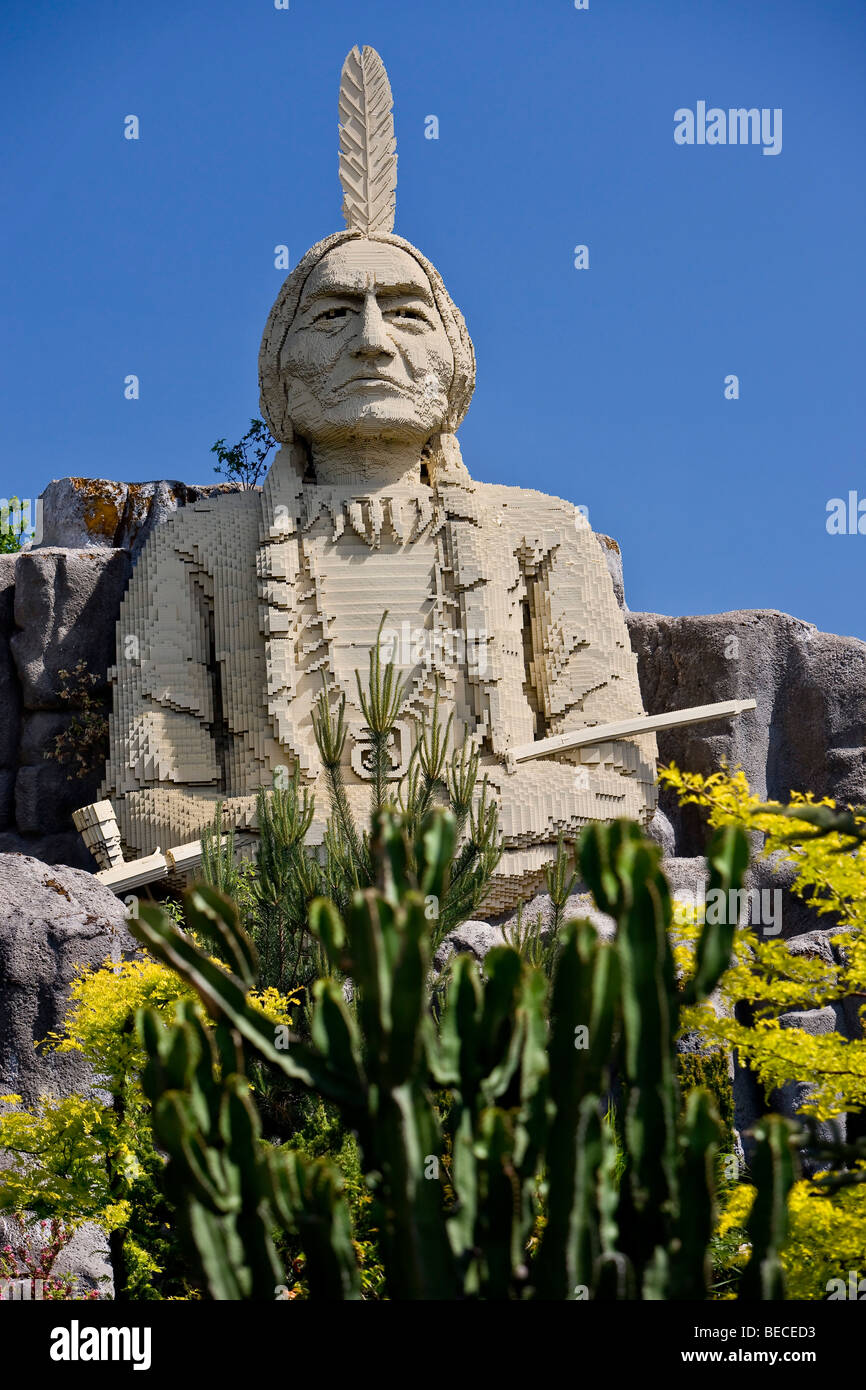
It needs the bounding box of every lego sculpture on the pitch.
[75,47,752,910]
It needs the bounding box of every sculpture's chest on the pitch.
[300,526,442,698]
[255,487,535,775]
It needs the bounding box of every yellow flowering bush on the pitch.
[42,957,297,1086]
[717,1173,866,1299]
[0,952,299,1296]
[662,765,866,1297]
[662,765,866,1119]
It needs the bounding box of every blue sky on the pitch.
[2,0,864,636]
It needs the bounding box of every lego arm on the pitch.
[101,521,256,855]
[515,514,658,821]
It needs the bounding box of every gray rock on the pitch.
[0,557,20,767]
[37,477,247,562]
[0,855,135,1106]
[777,1003,849,1041]
[784,929,840,967]
[770,1006,850,1171]
[434,919,507,969]
[36,478,128,550]
[15,762,101,837]
[676,1029,711,1056]
[742,855,811,940]
[627,609,866,857]
[14,712,105,838]
[732,1051,764,1165]
[10,549,131,709]
[783,927,863,1042]
[0,771,15,832]
[0,1212,111,1299]
[662,855,708,903]
[647,807,676,857]
[19,711,76,765]
[0,831,96,871]
[656,852,840,942]
[597,533,626,610]
[0,555,16,612]
[486,891,618,944]
[51,1221,113,1296]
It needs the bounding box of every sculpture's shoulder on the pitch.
[134,490,262,564]
[470,479,579,520]
[157,488,261,535]
[458,479,592,542]
[458,480,622,611]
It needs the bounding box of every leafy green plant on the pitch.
[0,496,30,553]
[502,835,579,978]
[677,1049,736,1156]
[43,660,109,782]
[718,1161,866,1299]
[272,1100,385,1299]
[663,764,866,1289]
[500,902,548,968]
[201,802,242,902]
[211,418,277,490]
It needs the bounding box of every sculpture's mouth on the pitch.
[337,373,408,393]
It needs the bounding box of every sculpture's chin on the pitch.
[348,408,428,439]
[300,399,443,446]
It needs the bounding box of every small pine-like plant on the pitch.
[309,628,502,949]
[206,618,503,998]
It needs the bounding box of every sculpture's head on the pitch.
[258,47,475,480]
[259,230,475,453]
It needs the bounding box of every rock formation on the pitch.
[0,856,135,1106]
[627,609,866,857]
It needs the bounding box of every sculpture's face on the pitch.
[279,240,454,448]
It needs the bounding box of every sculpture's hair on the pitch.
[258,229,476,451]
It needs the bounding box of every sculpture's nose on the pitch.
[353,291,395,358]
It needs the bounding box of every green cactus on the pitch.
[737,1116,797,1301]
[130,810,796,1300]
[135,918,361,1301]
[138,999,284,1300]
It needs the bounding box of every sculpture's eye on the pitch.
[387,307,427,324]
[313,306,352,324]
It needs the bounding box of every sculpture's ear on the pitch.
[424,432,472,488]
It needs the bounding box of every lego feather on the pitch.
[338,45,397,236]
